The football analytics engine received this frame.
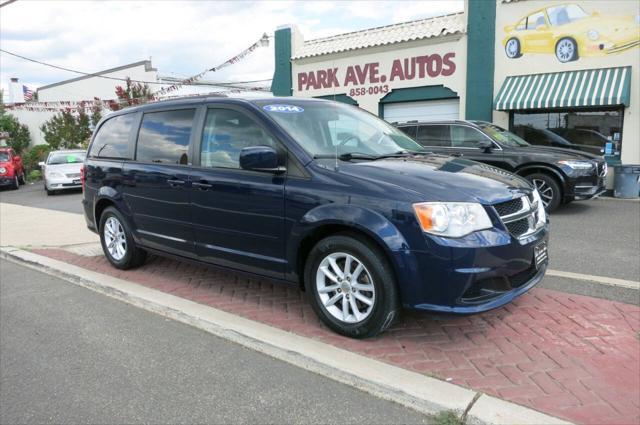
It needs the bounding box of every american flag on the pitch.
[22,85,33,101]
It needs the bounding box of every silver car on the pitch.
[40,150,86,195]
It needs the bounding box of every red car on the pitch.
[0,147,26,190]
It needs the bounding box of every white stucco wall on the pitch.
[493,0,640,165]
[7,109,56,147]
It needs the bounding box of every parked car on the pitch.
[40,150,86,195]
[0,147,25,190]
[396,120,606,212]
[502,3,640,63]
[513,125,604,155]
[83,97,549,338]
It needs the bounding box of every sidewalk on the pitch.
[2,203,639,424]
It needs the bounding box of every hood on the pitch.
[509,145,603,161]
[324,155,532,205]
[45,162,83,174]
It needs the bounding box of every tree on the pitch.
[40,109,94,150]
[0,106,31,154]
[110,77,153,110]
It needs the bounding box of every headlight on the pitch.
[0,167,6,174]
[531,190,547,227]
[558,160,594,170]
[47,171,64,178]
[587,29,599,40]
[413,202,493,238]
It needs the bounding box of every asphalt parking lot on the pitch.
[1,182,638,304]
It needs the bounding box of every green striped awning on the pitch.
[494,66,631,111]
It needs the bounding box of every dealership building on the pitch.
[271,0,639,167]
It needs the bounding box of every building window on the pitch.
[512,108,624,160]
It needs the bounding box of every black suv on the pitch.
[397,120,607,211]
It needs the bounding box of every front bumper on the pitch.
[566,176,607,201]
[398,225,549,313]
[46,176,82,191]
[0,176,16,186]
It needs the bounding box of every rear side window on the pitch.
[136,109,196,165]
[200,108,277,169]
[90,114,135,159]
[416,125,451,147]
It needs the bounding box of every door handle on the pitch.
[192,181,213,190]
[167,178,186,187]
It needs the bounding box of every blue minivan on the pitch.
[82,96,549,338]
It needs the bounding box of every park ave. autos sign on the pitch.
[296,52,457,97]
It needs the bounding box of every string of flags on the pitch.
[5,33,271,113]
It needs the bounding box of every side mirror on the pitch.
[477,140,493,152]
[239,146,285,174]
[38,161,45,167]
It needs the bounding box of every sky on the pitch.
[0,0,463,99]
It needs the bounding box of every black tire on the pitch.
[18,172,25,185]
[99,206,147,270]
[505,37,522,58]
[526,173,562,212]
[11,175,19,190]
[555,37,578,63]
[304,233,400,339]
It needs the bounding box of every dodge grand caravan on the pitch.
[83,97,549,338]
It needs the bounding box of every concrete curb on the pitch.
[1,247,571,425]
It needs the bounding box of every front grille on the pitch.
[492,195,540,239]
[493,198,523,216]
[66,173,81,178]
[505,217,531,237]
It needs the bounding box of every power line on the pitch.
[0,48,271,88]
[0,0,18,8]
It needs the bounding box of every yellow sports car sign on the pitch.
[503,3,639,63]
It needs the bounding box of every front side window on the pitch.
[416,125,451,147]
[47,152,86,165]
[136,109,196,165]
[526,11,546,29]
[90,113,135,159]
[547,4,588,26]
[451,126,487,148]
[200,109,278,169]
[476,123,530,148]
[256,101,424,157]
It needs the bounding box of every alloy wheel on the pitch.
[506,39,519,58]
[103,216,127,261]
[556,39,575,62]
[532,179,554,207]
[315,252,375,324]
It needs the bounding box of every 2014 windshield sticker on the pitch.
[263,104,304,113]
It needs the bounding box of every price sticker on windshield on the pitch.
[263,104,304,113]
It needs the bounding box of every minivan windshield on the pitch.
[255,100,425,158]
[48,152,86,165]
[476,123,530,148]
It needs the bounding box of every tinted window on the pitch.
[90,114,134,159]
[451,126,487,148]
[136,109,195,165]
[398,125,417,139]
[200,109,277,169]
[416,125,451,147]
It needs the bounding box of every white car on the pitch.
[39,150,86,196]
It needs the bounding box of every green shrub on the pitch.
[27,169,42,182]
[22,144,51,173]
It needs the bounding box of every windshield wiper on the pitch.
[314,150,431,162]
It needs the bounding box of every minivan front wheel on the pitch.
[99,207,147,269]
[305,234,399,338]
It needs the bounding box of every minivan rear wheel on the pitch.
[305,234,399,338]
[99,206,147,269]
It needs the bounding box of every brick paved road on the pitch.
[34,249,640,425]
